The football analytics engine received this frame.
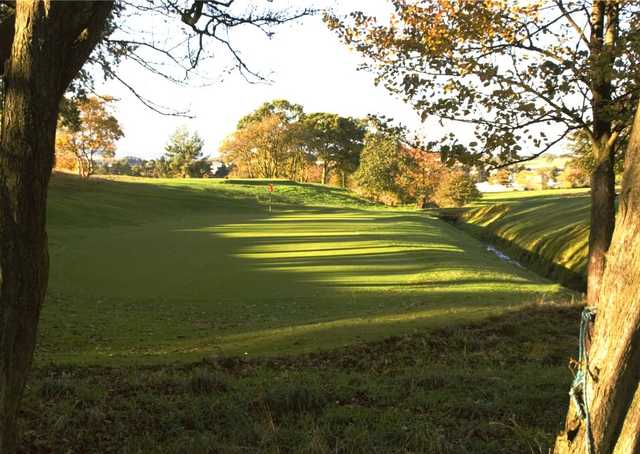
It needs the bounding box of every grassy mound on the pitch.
[39,174,571,364]
[47,174,376,228]
[452,189,590,291]
[21,302,580,454]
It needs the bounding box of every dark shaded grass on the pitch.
[20,303,580,453]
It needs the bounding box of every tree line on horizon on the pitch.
[53,96,482,207]
[53,95,612,209]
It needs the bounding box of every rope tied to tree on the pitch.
[569,306,597,454]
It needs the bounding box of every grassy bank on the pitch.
[449,189,590,291]
[41,174,570,365]
[21,302,579,454]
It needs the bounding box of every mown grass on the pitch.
[21,302,580,454]
[22,175,585,453]
[40,174,571,365]
[453,189,590,291]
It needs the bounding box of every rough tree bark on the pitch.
[554,102,640,454]
[0,2,112,453]
[586,0,618,307]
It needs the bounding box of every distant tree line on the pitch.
[54,96,481,207]
[219,99,366,185]
[92,155,231,179]
[56,95,611,208]
[354,126,479,207]
[219,99,479,207]
[481,131,629,191]
[55,99,229,179]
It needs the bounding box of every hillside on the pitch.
[453,189,590,290]
[47,174,376,229]
[39,173,570,364]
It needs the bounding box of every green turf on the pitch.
[454,188,591,290]
[39,174,572,365]
[21,303,580,453]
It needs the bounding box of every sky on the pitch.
[96,0,433,160]
[95,0,571,162]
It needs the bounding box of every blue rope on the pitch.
[569,306,597,454]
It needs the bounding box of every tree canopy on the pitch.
[304,112,366,185]
[164,127,206,178]
[327,0,640,306]
[55,96,123,179]
[220,114,306,179]
[221,100,367,185]
[327,0,640,164]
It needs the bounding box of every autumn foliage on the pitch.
[354,132,478,207]
[55,97,123,179]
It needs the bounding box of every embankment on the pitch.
[435,190,590,291]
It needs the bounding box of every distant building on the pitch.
[476,153,570,192]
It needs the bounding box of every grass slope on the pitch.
[40,174,571,364]
[455,189,590,291]
[21,303,579,453]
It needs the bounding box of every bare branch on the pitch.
[101,0,314,115]
[555,0,590,46]
[106,68,193,118]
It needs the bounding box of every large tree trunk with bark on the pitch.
[586,0,618,307]
[587,143,616,307]
[554,102,640,454]
[0,3,112,452]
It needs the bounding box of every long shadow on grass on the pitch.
[131,210,571,359]
[43,175,570,363]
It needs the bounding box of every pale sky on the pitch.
[97,0,433,160]
[97,0,567,161]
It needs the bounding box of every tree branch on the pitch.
[60,2,115,92]
[491,126,577,169]
[555,0,590,47]
[106,68,193,117]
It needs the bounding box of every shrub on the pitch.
[559,163,590,188]
[433,170,480,207]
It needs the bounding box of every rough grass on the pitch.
[20,302,580,454]
[453,189,590,291]
[40,174,572,365]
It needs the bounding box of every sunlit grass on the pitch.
[38,174,573,365]
[458,188,591,289]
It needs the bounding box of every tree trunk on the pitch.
[554,101,640,454]
[587,142,615,306]
[0,3,112,452]
[77,156,85,178]
[321,162,328,185]
[586,0,618,307]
